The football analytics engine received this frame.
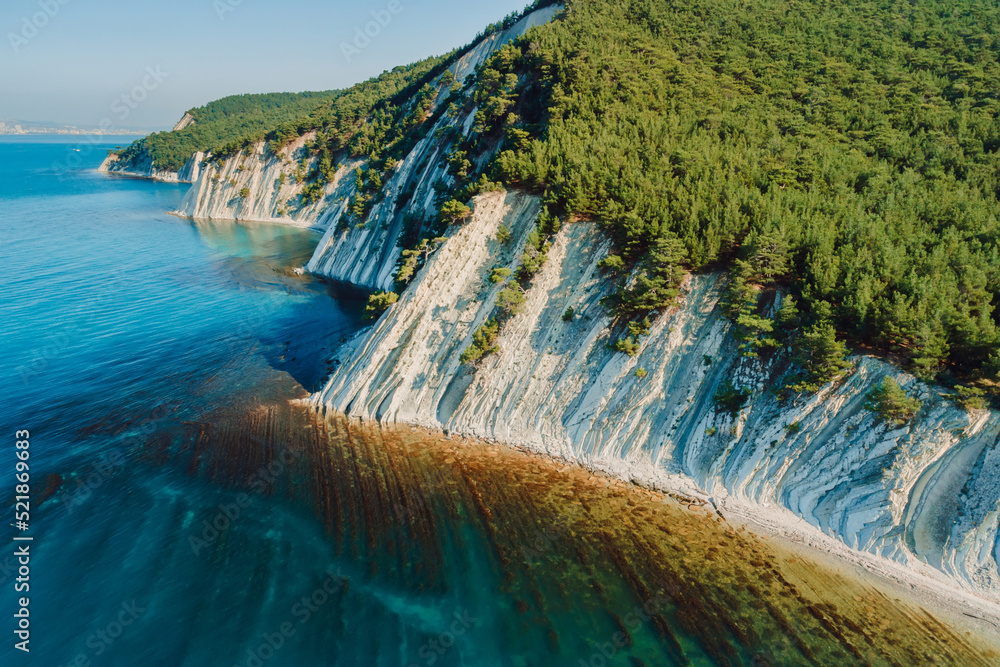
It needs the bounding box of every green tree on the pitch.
[395,237,447,288]
[787,321,852,392]
[616,234,688,319]
[713,381,751,415]
[735,312,779,358]
[947,385,988,411]
[741,229,789,284]
[612,336,641,357]
[440,199,472,223]
[460,319,500,364]
[364,291,399,320]
[864,377,922,425]
[498,286,527,316]
[775,295,800,334]
[598,254,625,273]
[489,267,512,283]
[721,261,758,321]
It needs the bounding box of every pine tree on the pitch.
[864,377,921,425]
[440,199,472,223]
[741,229,789,283]
[788,321,852,392]
[721,260,758,320]
[616,234,688,319]
[775,294,800,334]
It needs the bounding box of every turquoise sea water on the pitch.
[0,139,371,666]
[1,139,994,667]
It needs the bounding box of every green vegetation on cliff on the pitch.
[117,91,341,171]
[121,0,1000,389]
[488,0,1000,384]
[865,377,923,425]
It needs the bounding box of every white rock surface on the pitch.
[172,112,196,132]
[169,5,564,289]
[98,149,203,184]
[173,134,358,230]
[449,4,563,85]
[315,189,1000,601]
[303,5,564,289]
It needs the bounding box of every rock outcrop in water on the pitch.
[313,189,1000,602]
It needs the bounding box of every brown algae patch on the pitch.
[376,420,1000,666]
[156,402,1000,665]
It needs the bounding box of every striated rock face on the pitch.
[304,4,563,290]
[315,189,1000,600]
[173,134,358,230]
[172,112,195,132]
[98,149,203,183]
[170,5,563,289]
[303,101,478,289]
[448,4,563,83]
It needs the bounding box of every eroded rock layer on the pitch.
[316,190,1000,601]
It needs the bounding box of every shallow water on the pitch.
[0,139,996,666]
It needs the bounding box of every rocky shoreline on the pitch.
[99,0,1000,622]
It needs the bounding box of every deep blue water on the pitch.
[0,139,370,666]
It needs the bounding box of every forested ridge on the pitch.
[115,90,341,171]
[127,0,1000,395]
[488,0,1000,392]
[279,0,1000,393]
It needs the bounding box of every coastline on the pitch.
[94,153,1000,649]
[99,168,194,184]
[166,209,327,233]
[61,0,1000,656]
[94,165,328,232]
[328,410,1000,645]
[716,490,1000,641]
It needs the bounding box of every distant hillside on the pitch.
[115,91,340,171]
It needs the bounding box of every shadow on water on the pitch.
[186,217,371,392]
[259,276,370,392]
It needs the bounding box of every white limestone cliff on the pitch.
[99,149,204,184]
[168,5,563,288]
[314,190,1000,602]
[172,134,359,230]
[172,112,196,132]
[303,4,562,288]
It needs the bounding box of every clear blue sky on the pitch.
[0,0,530,130]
